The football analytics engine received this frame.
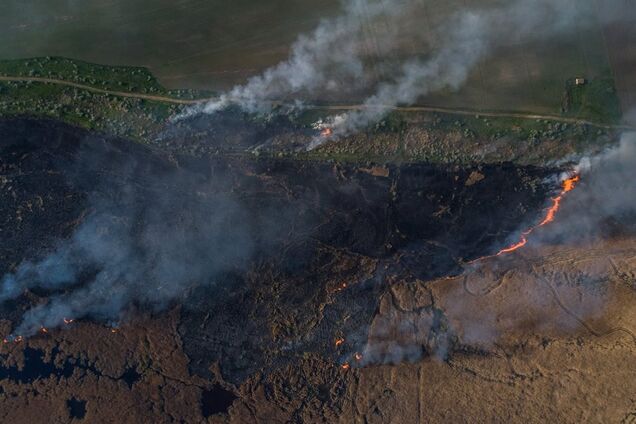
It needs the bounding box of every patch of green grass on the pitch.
[0,56,212,100]
[0,79,181,141]
[304,108,618,166]
[0,56,621,165]
[563,73,622,124]
[0,57,164,93]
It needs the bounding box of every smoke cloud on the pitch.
[188,0,413,117]
[535,131,636,244]
[0,142,282,337]
[356,132,636,366]
[189,0,628,145]
[319,0,588,140]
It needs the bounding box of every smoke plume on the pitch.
[358,132,636,365]
[189,0,627,145]
[535,131,636,243]
[0,140,283,337]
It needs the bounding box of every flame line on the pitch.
[471,174,580,262]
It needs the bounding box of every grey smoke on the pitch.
[192,0,413,117]
[190,0,627,145]
[322,0,588,139]
[0,149,266,337]
[359,132,636,365]
[535,131,636,243]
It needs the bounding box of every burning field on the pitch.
[0,116,635,422]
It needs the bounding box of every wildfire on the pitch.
[354,352,363,361]
[63,318,74,325]
[335,338,345,347]
[493,174,580,257]
[320,128,333,138]
[341,363,350,371]
[40,327,48,334]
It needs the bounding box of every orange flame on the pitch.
[354,353,363,361]
[494,174,580,256]
[335,338,345,347]
[341,363,350,370]
[40,327,48,334]
[330,282,347,294]
[320,128,333,138]
[327,282,348,294]
[63,318,74,325]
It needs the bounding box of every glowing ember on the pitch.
[494,174,580,257]
[341,363,350,370]
[334,283,347,292]
[335,338,345,347]
[111,328,119,334]
[320,128,333,138]
[331,282,347,294]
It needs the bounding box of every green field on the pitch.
[0,58,185,140]
[0,0,340,91]
[0,0,628,118]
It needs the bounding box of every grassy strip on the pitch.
[0,57,211,100]
[0,57,623,164]
[0,79,179,141]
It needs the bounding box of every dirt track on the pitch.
[2,75,635,132]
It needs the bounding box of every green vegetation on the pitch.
[0,0,341,91]
[0,57,210,99]
[0,57,624,164]
[305,111,618,166]
[0,78,179,140]
[0,57,207,140]
[562,73,622,124]
[0,61,184,141]
[0,57,165,93]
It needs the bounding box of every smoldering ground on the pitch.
[192,0,633,143]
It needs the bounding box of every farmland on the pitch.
[0,0,630,120]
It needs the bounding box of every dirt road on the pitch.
[2,75,634,131]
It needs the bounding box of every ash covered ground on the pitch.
[0,117,635,422]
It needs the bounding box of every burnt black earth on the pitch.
[0,117,554,384]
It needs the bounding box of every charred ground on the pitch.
[0,116,560,418]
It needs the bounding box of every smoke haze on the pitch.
[359,132,636,365]
[536,131,636,244]
[0,138,285,337]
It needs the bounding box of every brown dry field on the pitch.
[1,236,634,423]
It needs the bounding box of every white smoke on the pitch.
[319,0,591,140]
[536,131,636,243]
[187,0,624,145]
[187,0,413,118]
